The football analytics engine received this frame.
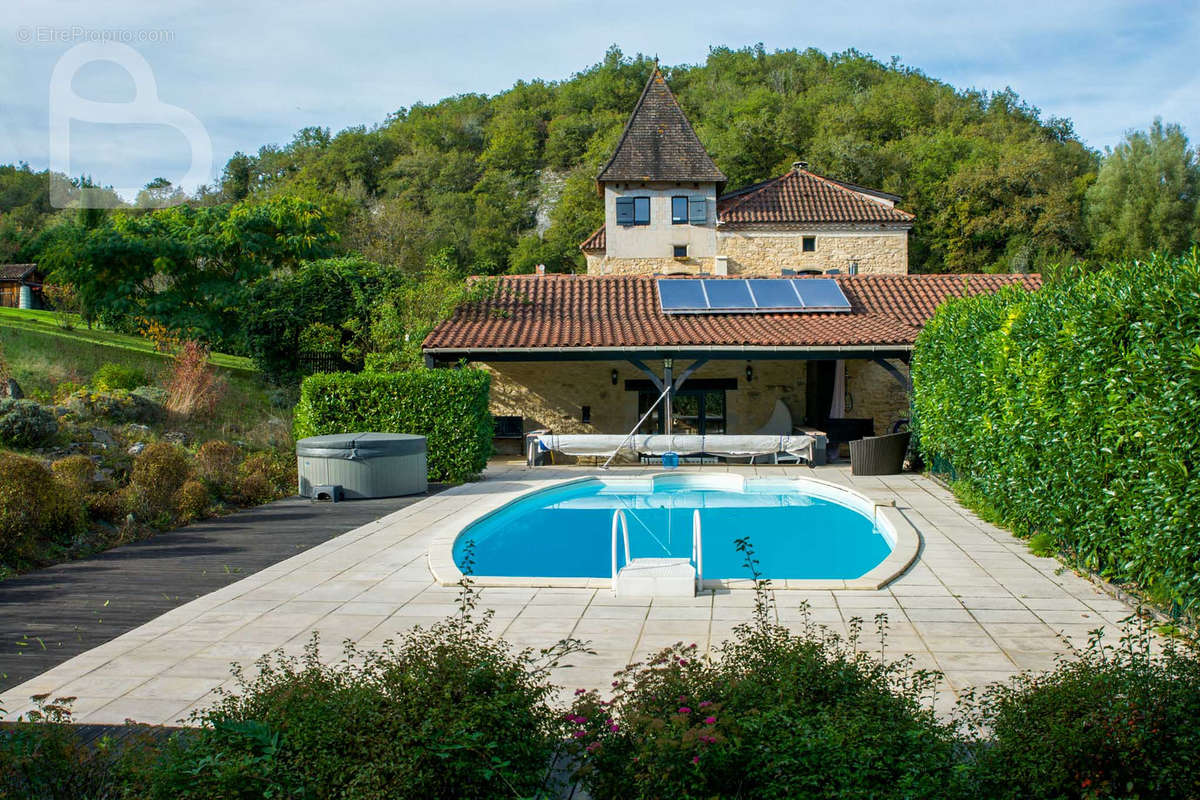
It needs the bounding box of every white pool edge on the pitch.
[427,472,921,592]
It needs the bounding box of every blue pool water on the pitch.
[453,475,891,580]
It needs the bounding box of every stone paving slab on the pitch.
[0,462,1142,725]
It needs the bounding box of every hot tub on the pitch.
[296,432,427,499]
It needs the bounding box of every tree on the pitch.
[1085,119,1200,261]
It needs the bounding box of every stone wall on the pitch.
[585,255,715,276]
[846,358,911,435]
[718,230,908,275]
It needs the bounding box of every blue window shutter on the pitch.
[633,196,651,225]
[689,198,707,224]
[615,197,635,225]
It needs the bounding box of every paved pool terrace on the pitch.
[1,462,1140,725]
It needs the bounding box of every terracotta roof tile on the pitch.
[596,70,726,184]
[423,273,1040,351]
[717,169,913,227]
[580,226,605,251]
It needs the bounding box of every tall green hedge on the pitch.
[294,368,493,483]
[912,252,1200,619]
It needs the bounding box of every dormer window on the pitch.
[616,196,651,226]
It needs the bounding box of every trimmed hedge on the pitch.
[294,368,493,483]
[912,252,1200,618]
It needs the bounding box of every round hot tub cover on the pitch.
[296,432,426,460]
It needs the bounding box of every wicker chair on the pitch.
[849,431,911,476]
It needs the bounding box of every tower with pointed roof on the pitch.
[582,71,913,276]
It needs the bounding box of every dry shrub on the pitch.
[88,488,131,523]
[130,442,190,517]
[51,455,94,494]
[164,340,225,420]
[174,479,211,521]
[194,440,241,496]
[0,452,83,560]
[238,451,295,505]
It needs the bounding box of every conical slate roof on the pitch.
[596,69,726,185]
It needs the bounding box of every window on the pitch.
[802,236,816,252]
[637,387,727,435]
[673,245,688,258]
[615,197,635,226]
[688,198,707,224]
[671,196,688,224]
[633,196,650,225]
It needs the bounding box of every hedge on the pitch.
[911,252,1200,619]
[294,368,493,483]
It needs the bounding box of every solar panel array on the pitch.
[657,278,852,314]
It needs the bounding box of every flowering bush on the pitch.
[140,576,583,799]
[961,622,1200,799]
[568,540,963,799]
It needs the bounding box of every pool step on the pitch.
[614,558,696,598]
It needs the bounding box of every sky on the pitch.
[2,0,1198,200]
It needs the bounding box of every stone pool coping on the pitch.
[426,472,920,591]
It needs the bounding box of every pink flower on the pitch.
[587,742,601,753]
[572,730,587,738]
[678,706,692,714]
[704,716,716,725]
[609,723,619,732]
[678,695,687,702]
[692,755,701,764]
[698,701,712,708]
[678,658,689,666]
[575,688,586,695]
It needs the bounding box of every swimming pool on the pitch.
[434,474,918,591]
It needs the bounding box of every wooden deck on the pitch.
[0,493,442,695]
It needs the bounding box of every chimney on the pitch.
[792,160,808,171]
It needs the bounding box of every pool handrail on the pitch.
[610,509,631,591]
[692,509,703,594]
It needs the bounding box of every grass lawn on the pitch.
[0,308,291,448]
[0,307,254,372]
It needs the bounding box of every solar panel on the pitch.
[747,279,802,308]
[657,279,707,311]
[794,278,852,310]
[703,279,754,310]
[656,277,851,314]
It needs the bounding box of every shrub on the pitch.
[912,253,1200,619]
[298,321,341,353]
[568,543,962,800]
[53,381,83,404]
[961,623,1200,799]
[194,441,241,497]
[130,442,190,519]
[236,451,293,505]
[0,452,84,561]
[50,454,94,495]
[174,479,211,521]
[294,368,492,483]
[164,340,225,420]
[91,362,147,392]
[65,389,163,424]
[0,695,133,799]
[0,399,58,448]
[144,589,578,798]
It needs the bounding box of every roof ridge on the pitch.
[717,172,791,218]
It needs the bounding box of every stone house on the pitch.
[423,69,1039,459]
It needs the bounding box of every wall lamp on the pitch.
[745,363,754,382]
[611,369,619,385]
